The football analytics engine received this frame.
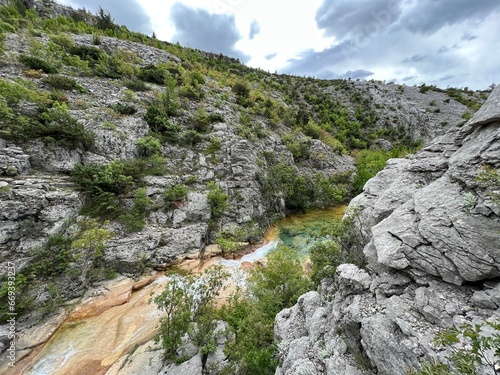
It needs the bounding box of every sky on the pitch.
[58,0,500,90]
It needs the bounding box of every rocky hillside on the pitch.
[0,0,493,371]
[275,87,500,374]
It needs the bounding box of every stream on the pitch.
[11,206,346,375]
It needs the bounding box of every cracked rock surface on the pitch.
[275,87,500,375]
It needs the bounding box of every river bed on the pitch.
[9,206,346,375]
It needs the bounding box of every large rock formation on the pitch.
[275,87,500,375]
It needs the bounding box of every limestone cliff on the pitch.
[275,87,500,374]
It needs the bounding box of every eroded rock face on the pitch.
[275,87,500,375]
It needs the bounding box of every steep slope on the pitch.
[275,87,500,374]
[0,0,492,372]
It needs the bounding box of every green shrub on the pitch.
[95,6,117,31]
[207,181,228,218]
[206,136,222,154]
[409,320,500,375]
[164,184,188,209]
[22,102,95,150]
[136,135,162,156]
[42,75,81,91]
[111,102,137,115]
[123,78,149,92]
[181,129,203,147]
[310,206,367,285]
[68,45,104,66]
[353,146,416,195]
[232,81,250,98]
[152,266,229,360]
[18,54,58,73]
[137,64,166,84]
[219,245,311,374]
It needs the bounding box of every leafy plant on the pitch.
[310,206,368,284]
[18,54,58,73]
[164,184,188,209]
[410,320,500,375]
[136,135,162,156]
[152,266,229,360]
[43,74,82,91]
[207,181,228,218]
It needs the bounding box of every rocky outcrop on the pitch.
[275,87,500,375]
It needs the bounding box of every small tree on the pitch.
[207,182,228,218]
[71,219,114,288]
[152,266,229,360]
[95,7,116,30]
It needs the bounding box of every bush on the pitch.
[207,181,228,218]
[232,81,250,98]
[111,102,137,115]
[164,184,188,209]
[136,135,161,156]
[180,129,203,147]
[30,102,95,150]
[152,266,229,360]
[310,206,367,285]
[42,75,81,91]
[218,245,311,374]
[68,45,104,67]
[353,146,415,195]
[18,54,58,73]
[123,78,149,92]
[137,64,166,85]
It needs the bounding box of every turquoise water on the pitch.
[221,206,346,267]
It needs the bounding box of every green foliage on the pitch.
[72,157,164,228]
[18,54,58,73]
[135,135,162,156]
[207,181,228,218]
[206,136,222,155]
[137,64,167,84]
[152,266,229,360]
[95,6,117,31]
[123,78,149,92]
[249,245,312,315]
[232,81,250,98]
[309,206,368,284]
[476,166,500,204]
[93,50,136,79]
[164,184,188,209]
[42,74,82,91]
[68,45,104,67]
[410,321,500,375]
[282,132,310,161]
[180,129,203,147]
[144,80,181,141]
[353,146,416,195]
[219,245,311,374]
[260,158,349,214]
[215,225,250,255]
[71,219,114,287]
[111,102,137,115]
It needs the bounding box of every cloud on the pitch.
[249,20,260,40]
[265,53,277,60]
[316,0,403,40]
[438,74,455,82]
[402,76,416,82]
[402,54,428,63]
[282,0,500,89]
[170,3,249,62]
[61,0,153,35]
[399,0,500,35]
[461,33,478,41]
[339,69,374,79]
